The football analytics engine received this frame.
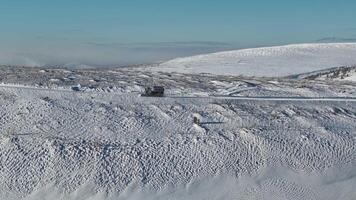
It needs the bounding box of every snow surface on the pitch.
[344,72,356,81]
[149,43,356,77]
[0,66,355,200]
[294,66,356,82]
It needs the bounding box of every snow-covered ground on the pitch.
[0,65,355,200]
[148,43,356,77]
[295,66,356,82]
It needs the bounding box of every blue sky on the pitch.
[1,0,356,66]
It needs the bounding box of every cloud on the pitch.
[0,52,43,67]
[341,27,356,32]
[85,41,232,48]
[0,41,237,67]
[316,37,356,43]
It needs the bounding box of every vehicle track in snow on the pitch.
[168,95,356,102]
[2,83,356,102]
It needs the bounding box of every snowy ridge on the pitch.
[150,43,356,77]
[293,65,356,82]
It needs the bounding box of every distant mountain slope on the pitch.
[151,43,356,77]
[292,66,356,81]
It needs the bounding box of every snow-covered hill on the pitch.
[150,43,356,77]
[294,66,356,82]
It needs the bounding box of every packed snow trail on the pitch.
[209,95,356,102]
[166,95,356,102]
[2,83,356,103]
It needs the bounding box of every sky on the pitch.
[1,0,356,67]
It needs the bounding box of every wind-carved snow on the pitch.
[0,66,355,200]
[151,43,356,77]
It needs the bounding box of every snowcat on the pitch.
[142,86,165,97]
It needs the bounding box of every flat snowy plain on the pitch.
[1,43,356,200]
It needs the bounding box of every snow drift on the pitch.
[0,66,355,200]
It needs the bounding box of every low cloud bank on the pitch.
[0,53,44,67]
[0,41,236,68]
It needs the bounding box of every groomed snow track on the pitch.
[170,95,356,102]
[2,83,356,103]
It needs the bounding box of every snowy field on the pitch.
[148,43,356,77]
[0,65,355,200]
